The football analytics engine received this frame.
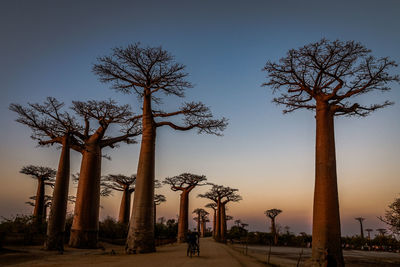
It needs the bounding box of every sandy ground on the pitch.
[231,244,400,267]
[0,238,268,267]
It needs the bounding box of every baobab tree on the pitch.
[193,208,208,234]
[365,228,373,240]
[265,209,282,245]
[154,194,166,227]
[376,228,387,236]
[262,39,398,266]
[355,217,365,239]
[163,173,208,242]
[20,165,56,225]
[199,185,241,243]
[10,97,82,250]
[102,174,136,224]
[25,195,53,223]
[69,100,141,248]
[205,203,217,238]
[93,43,227,253]
[200,214,209,237]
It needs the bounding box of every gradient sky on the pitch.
[1,0,399,236]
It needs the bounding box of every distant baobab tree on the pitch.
[93,43,228,253]
[25,195,53,223]
[154,193,166,227]
[102,174,136,224]
[205,203,217,238]
[10,97,83,250]
[265,209,282,245]
[199,184,241,243]
[20,165,56,225]
[263,39,399,267]
[376,228,387,236]
[355,217,365,239]
[163,173,207,242]
[365,228,373,240]
[193,208,208,234]
[378,196,400,236]
[69,100,141,248]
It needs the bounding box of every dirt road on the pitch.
[1,238,268,267]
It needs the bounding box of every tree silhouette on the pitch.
[26,195,76,221]
[193,208,208,234]
[199,185,241,243]
[378,196,400,236]
[20,165,56,225]
[93,43,227,253]
[265,209,282,245]
[10,97,82,250]
[205,203,217,238]
[163,173,207,242]
[365,228,373,240]
[263,39,399,266]
[355,217,365,239]
[376,228,387,236]
[102,174,136,224]
[154,193,166,228]
[68,99,141,248]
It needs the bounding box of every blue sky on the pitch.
[0,0,399,236]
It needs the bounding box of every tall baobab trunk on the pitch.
[177,191,189,242]
[45,136,70,250]
[201,220,206,237]
[212,209,216,238]
[311,101,344,266]
[196,215,201,233]
[118,187,131,224]
[34,178,45,224]
[271,218,277,245]
[219,203,227,243]
[126,93,156,253]
[215,200,221,241]
[69,140,101,248]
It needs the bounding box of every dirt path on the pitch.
[1,238,268,267]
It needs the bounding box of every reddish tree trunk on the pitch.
[219,203,227,243]
[34,178,45,224]
[118,188,131,224]
[44,136,70,250]
[212,209,216,238]
[215,199,221,241]
[177,191,189,242]
[126,93,156,253]
[201,220,206,237]
[69,141,101,248]
[311,101,344,266]
[196,214,201,233]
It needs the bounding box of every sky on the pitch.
[0,0,399,237]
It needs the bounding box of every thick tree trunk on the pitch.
[212,209,216,238]
[34,178,45,225]
[215,200,221,241]
[359,221,364,239]
[271,218,277,245]
[69,141,101,248]
[118,188,131,224]
[201,220,206,237]
[197,214,201,233]
[44,136,70,250]
[126,93,156,253]
[220,203,227,243]
[177,191,189,243]
[311,101,344,267]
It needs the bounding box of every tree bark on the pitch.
[126,92,156,253]
[212,209,216,238]
[69,141,101,248]
[215,199,221,241]
[196,214,201,233]
[201,220,206,237]
[311,101,344,266]
[271,218,277,245]
[220,203,227,243]
[34,178,45,225]
[177,191,189,243]
[359,221,364,239]
[118,188,131,224]
[44,136,70,250]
